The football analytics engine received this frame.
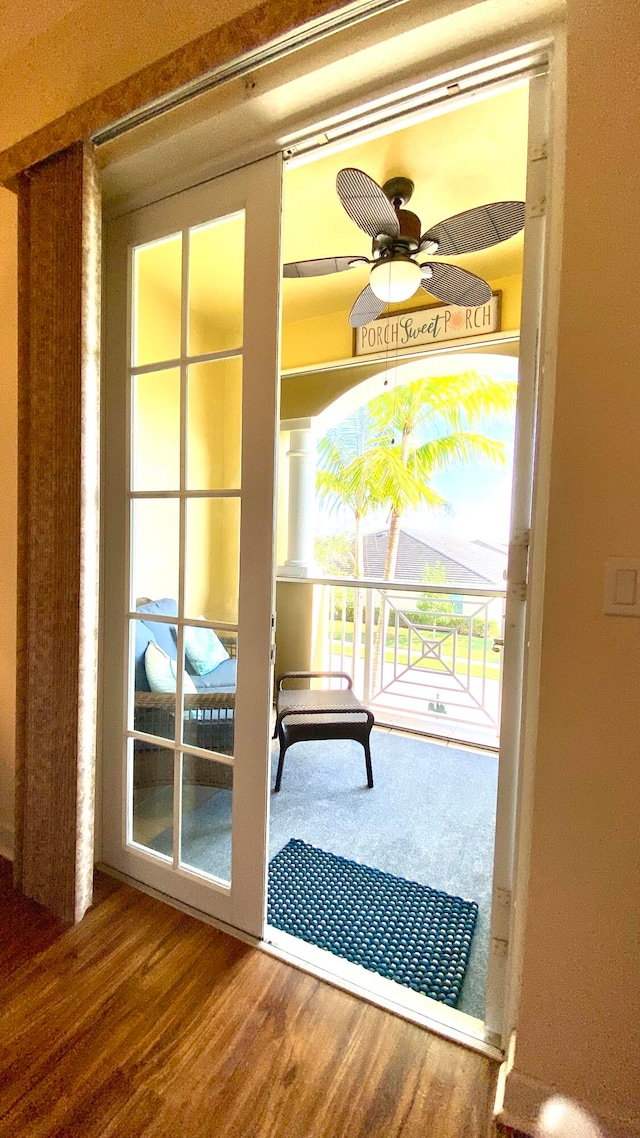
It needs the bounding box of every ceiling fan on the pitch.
[283,167,525,328]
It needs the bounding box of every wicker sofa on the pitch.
[133,598,235,789]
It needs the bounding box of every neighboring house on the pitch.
[362,529,507,588]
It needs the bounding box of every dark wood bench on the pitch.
[273,671,374,793]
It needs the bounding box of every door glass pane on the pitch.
[133,234,182,367]
[180,754,233,884]
[188,214,244,356]
[185,498,240,624]
[131,499,180,608]
[187,357,242,490]
[130,615,178,743]
[181,626,237,757]
[132,368,180,491]
[132,743,175,857]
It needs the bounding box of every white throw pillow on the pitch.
[145,640,197,694]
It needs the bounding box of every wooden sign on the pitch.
[354,294,500,356]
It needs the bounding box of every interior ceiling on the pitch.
[0,0,84,62]
[280,82,529,325]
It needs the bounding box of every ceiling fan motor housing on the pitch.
[372,208,422,260]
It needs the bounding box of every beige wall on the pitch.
[0,0,259,152]
[0,189,17,856]
[0,1,638,1133]
[504,1,640,1131]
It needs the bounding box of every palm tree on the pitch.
[365,370,515,582]
[317,369,517,688]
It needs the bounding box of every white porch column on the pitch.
[279,417,317,577]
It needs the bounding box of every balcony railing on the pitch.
[285,577,506,749]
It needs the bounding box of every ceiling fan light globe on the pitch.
[369,257,422,303]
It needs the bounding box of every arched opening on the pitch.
[277,350,517,750]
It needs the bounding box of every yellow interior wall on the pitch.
[504,2,640,1128]
[281,309,354,371]
[133,232,243,623]
[135,236,183,365]
[280,272,522,419]
[275,432,290,569]
[492,274,521,331]
[281,272,521,371]
[132,241,183,608]
[189,223,244,623]
[186,357,242,622]
[274,582,329,680]
[189,214,245,356]
[274,581,314,679]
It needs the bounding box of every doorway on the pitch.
[99,49,551,1051]
[264,79,531,1031]
[270,360,517,1025]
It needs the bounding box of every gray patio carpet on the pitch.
[267,730,497,1019]
[139,729,498,1019]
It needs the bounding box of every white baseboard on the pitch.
[496,1063,640,1138]
[0,823,14,862]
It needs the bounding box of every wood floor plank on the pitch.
[0,856,497,1137]
[0,858,64,977]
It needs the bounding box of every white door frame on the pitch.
[484,68,553,1040]
[101,153,282,936]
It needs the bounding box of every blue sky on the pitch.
[402,423,515,544]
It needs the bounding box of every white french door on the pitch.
[101,153,282,936]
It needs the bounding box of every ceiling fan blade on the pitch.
[283,255,369,278]
[420,201,525,256]
[337,168,400,240]
[419,263,492,307]
[348,284,387,328]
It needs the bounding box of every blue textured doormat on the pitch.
[267,838,478,1006]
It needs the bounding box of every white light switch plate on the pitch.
[604,557,640,616]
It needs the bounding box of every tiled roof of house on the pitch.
[362,529,507,588]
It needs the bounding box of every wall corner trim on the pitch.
[498,1065,640,1138]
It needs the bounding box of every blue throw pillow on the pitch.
[184,622,230,675]
[145,641,196,694]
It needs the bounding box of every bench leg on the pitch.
[274,742,287,792]
[363,736,374,788]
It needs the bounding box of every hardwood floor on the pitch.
[0,858,497,1137]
